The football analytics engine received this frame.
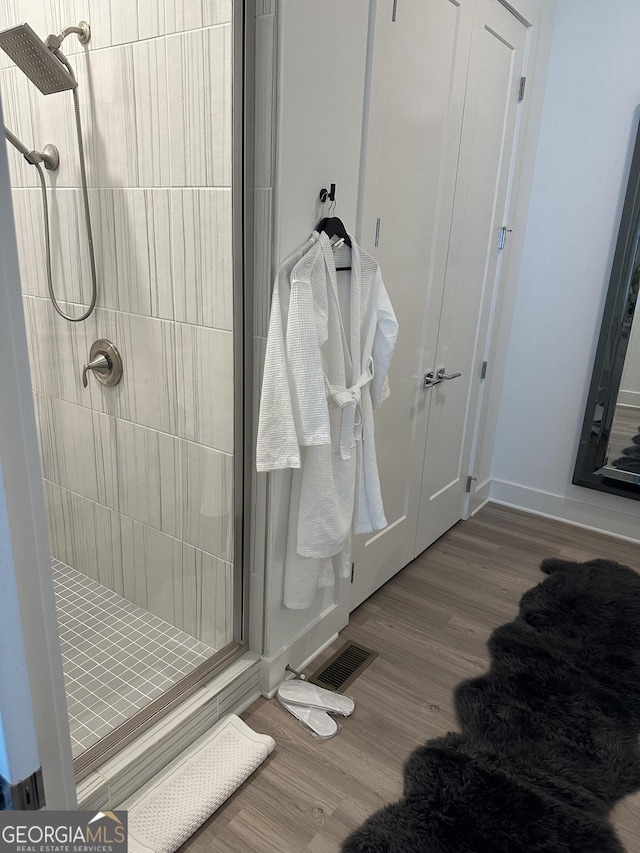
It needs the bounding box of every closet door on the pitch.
[415,0,528,554]
[350,0,474,610]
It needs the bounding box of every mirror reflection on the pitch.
[608,270,640,477]
[574,118,640,498]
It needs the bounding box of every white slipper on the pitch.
[277,680,355,717]
[278,697,338,738]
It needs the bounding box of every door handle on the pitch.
[436,368,462,381]
[424,370,442,388]
[424,368,463,389]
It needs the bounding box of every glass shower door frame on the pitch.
[0,99,76,807]
[71,0,255,781]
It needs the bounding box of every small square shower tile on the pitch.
[158,650,183,667]
[111,697,138,714]
[52,559,215,758]
[92,683,115,701]
[93,723,114,740]
[68,685,93,703]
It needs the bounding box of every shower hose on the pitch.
[34,52,97,322]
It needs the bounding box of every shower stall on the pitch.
[0,0,248,782]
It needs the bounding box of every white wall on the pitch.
[492,0,640,535]
[259,0,370,694]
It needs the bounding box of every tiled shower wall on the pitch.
[0,0,235,648]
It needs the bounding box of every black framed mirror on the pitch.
[574,117,640,499]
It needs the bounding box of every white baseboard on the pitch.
[617,390,640,408]
[467,477,491,518]
[261,602,344,697]
[490,478,640,543]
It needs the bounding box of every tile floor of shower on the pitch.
[53,558,215,758]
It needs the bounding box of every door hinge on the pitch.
[498,226,513,250]
[465,475,477,493]
[374,217,381,247]
[392,0,398,21]
[350,563,355,583]
[4,768,45,810]
[518,76,526,102]
[481,360,488,380]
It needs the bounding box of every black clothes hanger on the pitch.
[316,216,352,249]
[316,218,352,271]
[317,184,352,269]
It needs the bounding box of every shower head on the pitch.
[0,23,77,95]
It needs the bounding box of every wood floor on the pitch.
[180,503,640,853]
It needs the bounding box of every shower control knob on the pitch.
[82,353,109,387]
[82,339,123,388]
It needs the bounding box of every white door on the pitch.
[351,0,529,609]
[351,0,475,609]
[415,0,528,554]
[0,95,76,809]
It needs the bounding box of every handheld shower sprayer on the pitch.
[4,125,59,170]
[0,20,97,322]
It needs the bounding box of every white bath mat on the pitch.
[124,714,274,853]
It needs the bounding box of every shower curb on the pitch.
[76,653,261,811]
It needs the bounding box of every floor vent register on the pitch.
[308,642,378,692]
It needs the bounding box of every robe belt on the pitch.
[326,359,374,460]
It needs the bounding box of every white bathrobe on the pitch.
[257,231,398,608]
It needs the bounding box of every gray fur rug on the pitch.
[611,423,640,472]
[342,558,640,852]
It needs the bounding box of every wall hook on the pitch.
[319,183,336,204]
